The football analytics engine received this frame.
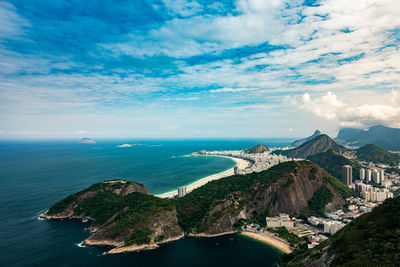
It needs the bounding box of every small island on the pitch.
[80,138,96,144]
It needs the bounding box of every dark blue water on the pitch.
[0,139,291,266]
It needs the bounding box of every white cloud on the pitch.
[76,130,85,134]
[291,90,400,128]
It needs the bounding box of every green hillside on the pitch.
[309,149,362,180]
[276,134,346,159]
[356,144,400,166]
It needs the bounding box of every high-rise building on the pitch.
[379,169,385,182]
[234,166,239,175]
[342,165,352,186]
[366,169,372,182]
[372,169,380,184]
[360,168,365,180]
[178,186,187,198]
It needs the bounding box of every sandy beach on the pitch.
[240,231,292,254]
[155,155,251,198]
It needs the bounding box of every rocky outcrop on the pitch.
[245,144,269,154]
[42,180,183,254]
[292,130,321,147]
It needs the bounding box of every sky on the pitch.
[0,0,400,139]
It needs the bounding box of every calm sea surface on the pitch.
[0,139,292,266]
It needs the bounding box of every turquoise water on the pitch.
[0,139,291,266]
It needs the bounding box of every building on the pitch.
[360,168,365,180]
[324,221,345,235]
[342,165,352,186]
[379,169,385,182]
[234,166,239,175]
[372,169,380,184]
[178,186,187,198]
[366,169,372,182]
[266,214,294,228]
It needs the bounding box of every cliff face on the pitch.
[41,180,183,254]
[177,161,349,235]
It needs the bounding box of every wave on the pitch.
[76,241,87,248]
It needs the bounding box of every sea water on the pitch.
[0,139,291,266]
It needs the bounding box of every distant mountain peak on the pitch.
[292,129,322,147]
[245,144,269,154]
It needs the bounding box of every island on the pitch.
[80,138,96,144]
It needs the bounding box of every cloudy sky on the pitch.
[0,0,399,139]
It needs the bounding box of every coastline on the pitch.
[155,155,251,198]
[240,231,292,254]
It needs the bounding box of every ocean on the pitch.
[0,139,292,266]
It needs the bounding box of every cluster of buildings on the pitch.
[195,149,293,174]
[307,216,345,235]
[266,214,294,228]
[355,181,393,202]
[359,167,385,184]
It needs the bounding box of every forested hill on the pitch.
[275,134,346,159]
[356,144,400,166]
[308,149,362,180]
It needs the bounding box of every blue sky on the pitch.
[0,0,400,139]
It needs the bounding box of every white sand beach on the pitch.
[155,155,251,198]
[241,231,292,254]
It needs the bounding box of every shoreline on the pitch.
[240,231,292,254]
[155,155,251,198]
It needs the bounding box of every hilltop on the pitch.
[292,130,321,147]
[282,197,400,266]
[356,144,400,166]
[275,134,346,159]
[245,144,269,154]
[308,149,362,181]
[176,161,351,234]
[41,180,183,254]
[43,161,352,253]
[336,125,400,151]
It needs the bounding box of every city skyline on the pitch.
[1,0,400,139]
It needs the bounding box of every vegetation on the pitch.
[308,149,362,180]
[125,229,152,246]
[47,193,79,215]
[308,184,333,216]
[176,161,299,233]
[245,144,269,154]
[275,134,346,159]
[323,175,354,199]
[283,197,400,266]
[268,227,304,248]
[356,144,400,166]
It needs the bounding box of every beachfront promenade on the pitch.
[156,149,291,198]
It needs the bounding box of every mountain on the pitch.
[292,130,321,147]
[41,180,183,254]
[80,138,96,144]
[356,144,400,166]
[245,144,269,154]
[275,134,347,159]
[282,197,400,266]
[176,161,352,234]
[43,161,352,253]
[308,149,362,181]
[336,125,400,151]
